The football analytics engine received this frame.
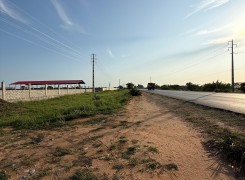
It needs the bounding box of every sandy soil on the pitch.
[0,93,235,179]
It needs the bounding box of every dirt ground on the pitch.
[0,93,235,179]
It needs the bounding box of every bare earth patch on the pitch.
[0,93,235,179]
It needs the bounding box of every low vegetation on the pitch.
[0,90,130,129]
[125,82,142,96]
[130,88,142,96]
[53,147,71,157]
[158,80,245,93]
[70,169,98,180]
[0,171,8,180]
[147,146,159,153]
[152,93,245,177]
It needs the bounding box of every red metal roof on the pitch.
[10,80,85,85]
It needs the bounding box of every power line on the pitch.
[162,49,227,80]
[0,17,82,59]
[0,18,83,62]
[5,0,86,58]
[0,27,81,63]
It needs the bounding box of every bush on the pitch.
[130,88,142,96]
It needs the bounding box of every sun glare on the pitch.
[234,12,245,40]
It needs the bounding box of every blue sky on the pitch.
[0,0,245,87]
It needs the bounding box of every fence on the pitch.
[0,81,92,102]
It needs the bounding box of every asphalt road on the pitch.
[142,89,245,114]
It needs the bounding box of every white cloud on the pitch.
[106,49,114,58]
[51,0,87,34]
[0,0,28,24]
[195,24,232,36]
[181,26,203,36]
[186,0,231,18]
[61,23,87,34]
[51,0,73,26]
[204,35,232,45]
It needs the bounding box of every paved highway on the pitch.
[142,89,245,114]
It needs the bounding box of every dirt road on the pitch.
[0,93,234,179]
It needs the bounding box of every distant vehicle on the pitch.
[147,83,155,90]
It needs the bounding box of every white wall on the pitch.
[1,88,92,102]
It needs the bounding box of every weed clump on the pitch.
[90,134,104,140]
[70,169,97,180]
[131,139,138,144]
[122,146,137,159]
[141,158,161,170]
[147,146,159,153]
[109,144,116,151]
[128,158,138,167]
[31,133,44,144]
[82,118,107,126]
[0,171,8,180]
[164,163,178,171]
[118,136,128,144]
[112,164,124,170]
[92,142,102,148]
[205,129,245,176]
[53,147,70,157]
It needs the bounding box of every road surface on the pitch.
[142,89,245,114]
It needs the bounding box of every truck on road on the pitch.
[147,83,155,90]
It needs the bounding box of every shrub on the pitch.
[130,88,142,96]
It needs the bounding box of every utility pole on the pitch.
[228,40,237,92]
[91,53,96,93]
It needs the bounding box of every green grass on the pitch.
[0,90,130,129]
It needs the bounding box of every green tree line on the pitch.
[159,81,245,93]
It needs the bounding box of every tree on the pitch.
[241,82,245,93]
[137,84,144,89]
[118,85,124,90]
[203,81,230,92]
[126,83,134,89]
[161,85,169,90]
[186,82,200,91]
